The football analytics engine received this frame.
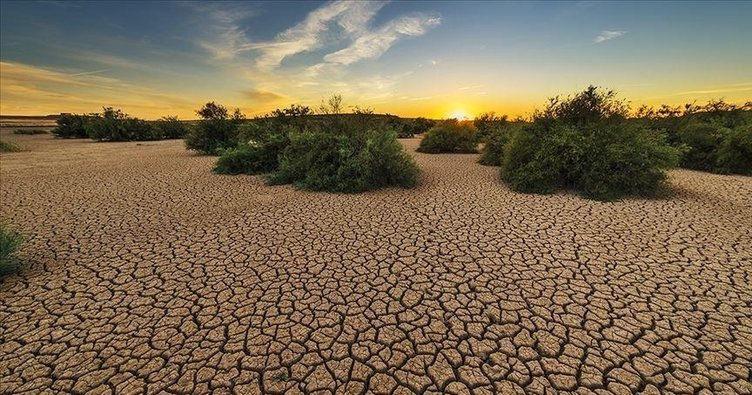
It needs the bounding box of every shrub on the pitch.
[13,129,48,135]
[154,116,190,139]
[501,87,681,201]
[53,113,91,138]
[268,129,418,192]
[384,116,413,138]
[473,112,508,144]
[417,121,477,153]
[85,107,159,142]
[676,123,730,171]
[214,127,290,175]
[1,224,23,276]
[407,117,436,135]
[715,124,752,175]
[185,102,244,155]
[0,140,22,153]
[478,125,517,166]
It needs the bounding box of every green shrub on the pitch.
[501,87,681,201]
[154,116,190,139]
[0,140,22,153]
[473,112,508,144]
[386,116,413,138]
[417,121,477,153]
[502,122,680,200]
[214,127,290,175]
[715,124,752,175]
[85,107,159,142]
[478,125,516,166]
[1,224,23,276]
[268,129,418,192]
[13,129,48,135]
[185,102,244,155]
[406,117,436,135]
[53,113,91,138]
[676,123,730,171]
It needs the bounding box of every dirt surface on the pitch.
[1,133,751,394]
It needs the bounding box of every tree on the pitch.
[197,102,229,120]
[318,94,343,114]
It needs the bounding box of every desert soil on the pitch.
[1,132,751,394]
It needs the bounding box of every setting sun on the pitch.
[447,109,471,120]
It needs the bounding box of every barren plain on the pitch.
[1,131,751,394]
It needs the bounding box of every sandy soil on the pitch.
[1,132,751,394]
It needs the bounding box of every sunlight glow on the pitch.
[447,109,471,120]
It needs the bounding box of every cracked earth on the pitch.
[1,132,751,394]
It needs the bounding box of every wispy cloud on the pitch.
[676,83,752,96]
[198,1,440,72]
[594,30,627,43]
[322,13,441,66]
[195,4,257,60]
[0,61,194,116]
[243,89,286,104]
[68,68,111,77]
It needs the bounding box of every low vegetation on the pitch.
[212,102,419,193]
[185,102,245,154]
[477,125,523,166]
[0,224,23,276]
[52,113,91,138]
[1,140,23,153]
[416,121,477,153]
[52,109,190,142]
[153,116,191,139]
[13,129,48,135]
[501,86,681,201]
[637,100,752,175]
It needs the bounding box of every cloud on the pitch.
[195,4,258,60]
[243,89,286,104]
[594,30,627,43]
[0,61,194,116]
[676,83,752,96]
[198,1,440,71]
[323,13,441,65]
[250,1,387,69]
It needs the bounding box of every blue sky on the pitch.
[1,0,750,118]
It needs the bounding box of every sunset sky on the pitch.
[1,0,750,119]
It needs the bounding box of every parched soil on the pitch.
[1,133,751,394]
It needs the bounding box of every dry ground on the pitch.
[1,131,751,394]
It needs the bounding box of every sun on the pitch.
[447,109,471,120]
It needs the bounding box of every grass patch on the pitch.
[1,224,23,276]
[13,129,48,135]
[0,140,23,153]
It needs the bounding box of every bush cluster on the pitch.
[268,129,418,192]
[477,125,521,166]
[384,116,436,138]
[416,121,477,153]
[185,102,245,154]
[53,108,189,142]
[637,100,751,174]
[154,116,190,139]
[501,86,681,201]
[473,112,508,144]
[52,113,91,138]
[1,224,23,276]
[213,110,419,193]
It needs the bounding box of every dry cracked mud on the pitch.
[1,132,751,394]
